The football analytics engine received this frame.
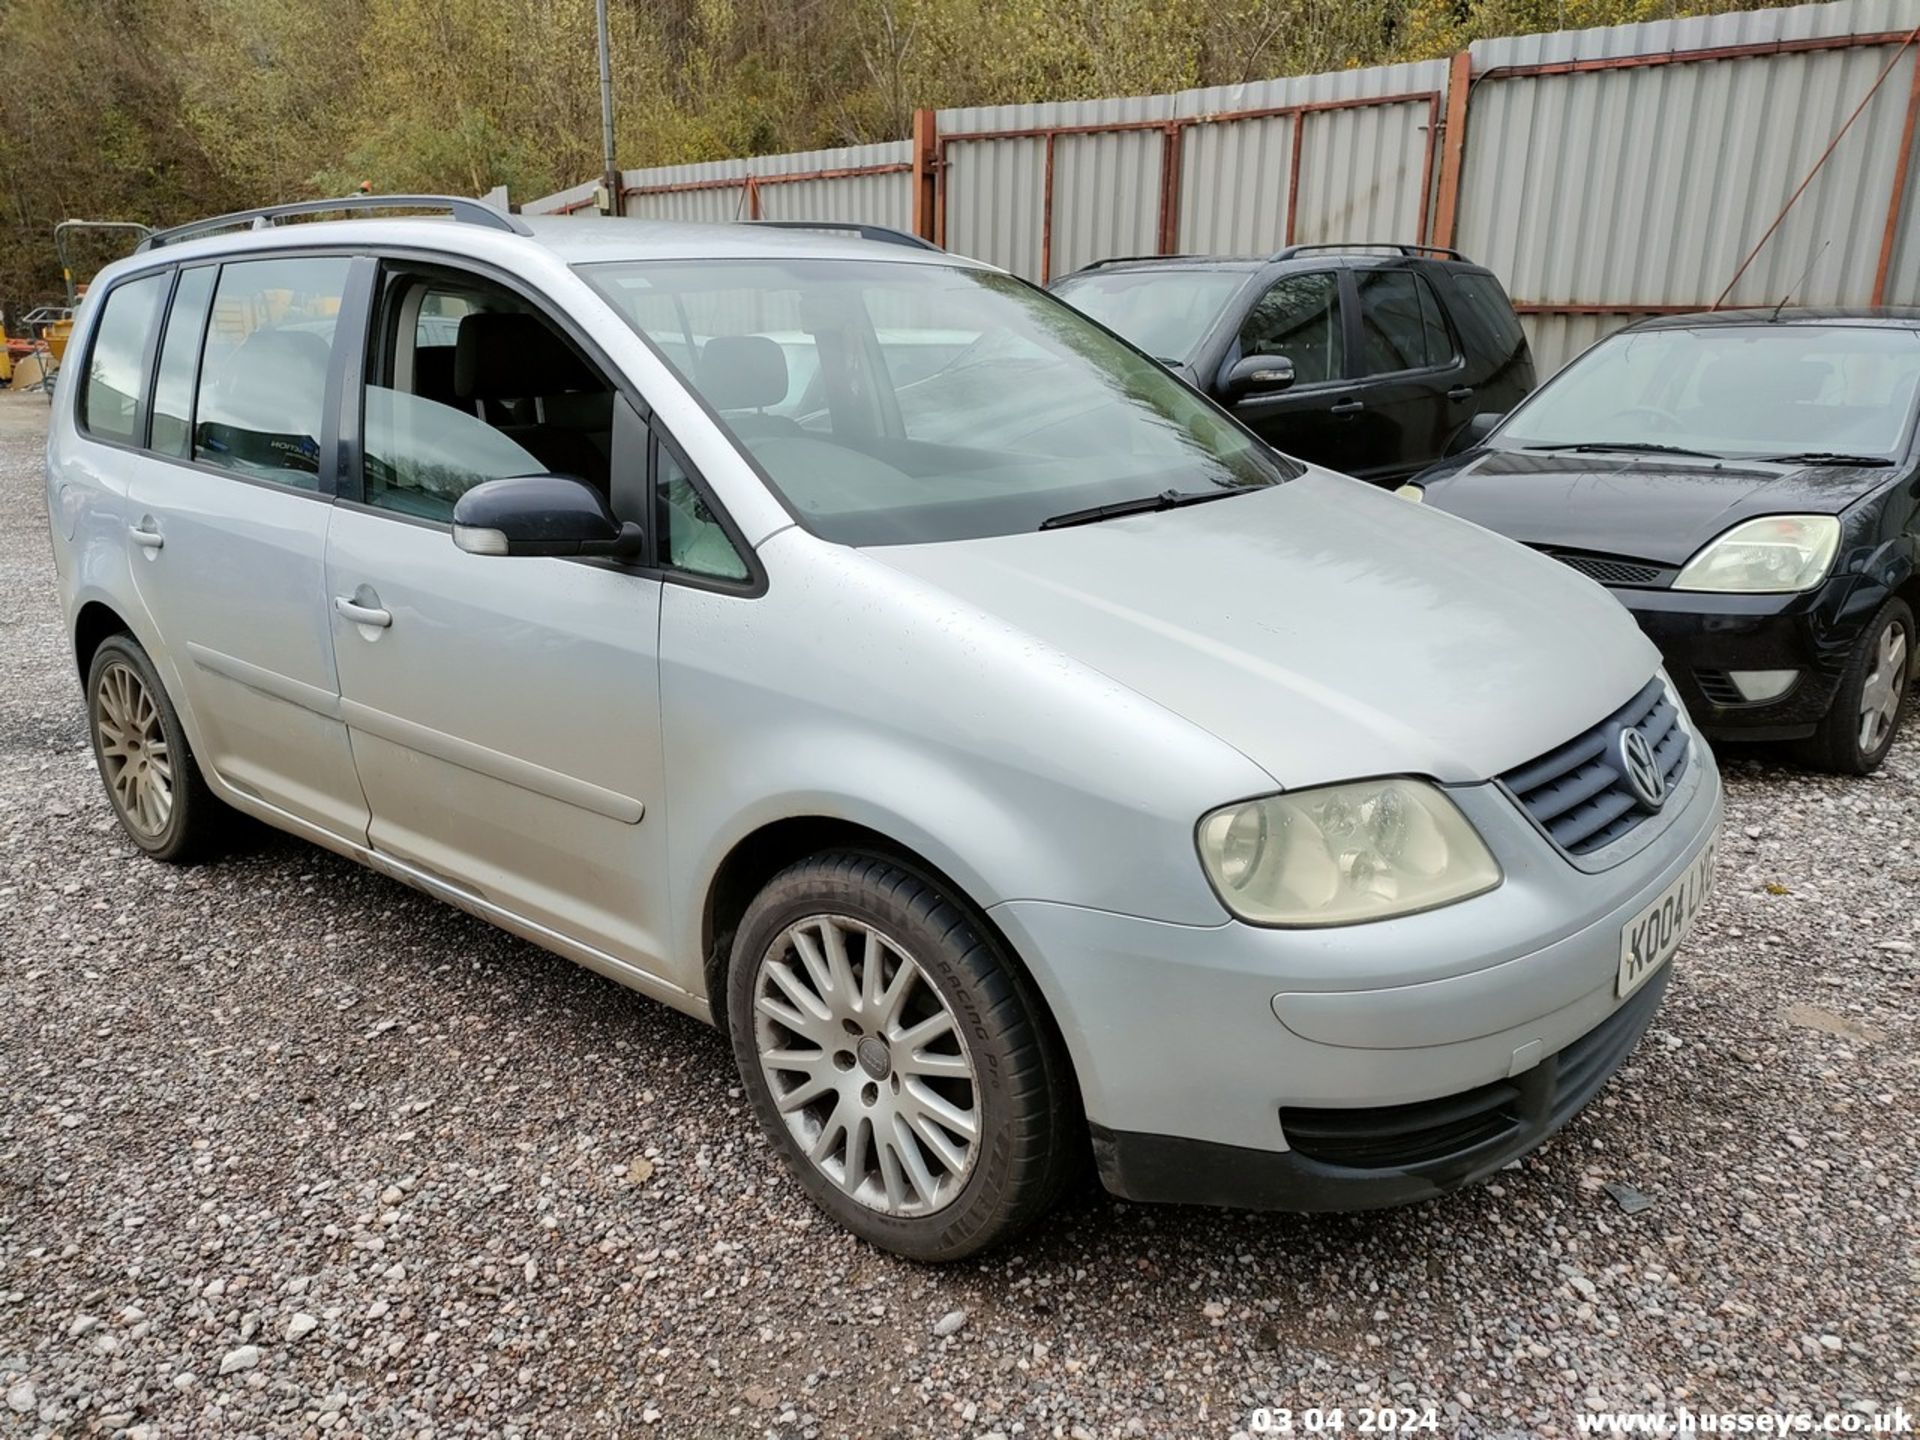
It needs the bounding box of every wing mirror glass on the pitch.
[451,475,644,560]
[1446,410,1505,456]
[1220,354,1296,403]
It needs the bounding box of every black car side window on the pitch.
[1238,272,1343,385]
[1356,270,1453,376]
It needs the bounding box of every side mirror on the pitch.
[1446,410,1505,457]
[1219,354,1296,403]
[451,475,644,560]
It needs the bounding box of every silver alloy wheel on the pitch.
[752,913,980,1217]
[1858,619,1909,753]
[95,659,174,838]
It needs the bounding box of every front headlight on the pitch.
[1673,514,1839,593]
[1197,779,1501,927]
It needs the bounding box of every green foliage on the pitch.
[0,0,1804,311]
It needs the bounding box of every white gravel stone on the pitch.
[934,1309,969,1337]
[218,1345,260,1375]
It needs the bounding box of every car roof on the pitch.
[107,212,982,274]
[1623,306,1920,332]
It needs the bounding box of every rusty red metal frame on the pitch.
[935,90,1443,280]
[618,161,912,222]
[1453,29,1920,319]
[1874,45,1920,303]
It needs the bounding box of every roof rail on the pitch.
[748,220,943,252]
[139,195,532,251]
[1270,242,1470,263]
[1068,254,1200,273]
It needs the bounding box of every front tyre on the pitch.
[1802,598,1912,775]
[727,851,1080,1262]
[85,636,227,862]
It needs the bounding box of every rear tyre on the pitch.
[85,636,228,863]
[727,851,1081,1262]
[1800,598,1912,776]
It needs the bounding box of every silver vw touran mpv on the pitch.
[47,197,1722,1259]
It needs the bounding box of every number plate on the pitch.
[1618,837,1717,998]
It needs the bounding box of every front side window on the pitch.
[150,266,216,458]
[584,259,1292,546]
[1050,268,1251,365]
[657,439,748,581]
[1239,272,1344,385]
[1355,269,1452,375]
[361,269,614,522]
[193,256,353,487]
[81,273,167,444]
[1496,324,1920,459]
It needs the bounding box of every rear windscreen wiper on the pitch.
[1524,441,1722,459]
[1748,451,1894,467]
[1040,486,1248,530]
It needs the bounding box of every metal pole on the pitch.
[596,0,621,215]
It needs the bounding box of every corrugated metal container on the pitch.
[1176,114,1293,255]
[1463,0,1920,371]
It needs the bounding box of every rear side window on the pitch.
[193,256,352,488]
[1239,272,1344,384]
[1452,270,1529,356]
[1355,270,1452,375]
[80,274,167,444]
[150,267,216,459]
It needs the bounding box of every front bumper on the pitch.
[989,743,1722,1212]
[1618,584,1861,741]
[1090,964,1670,1211]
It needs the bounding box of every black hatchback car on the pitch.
[1410,309,1920,774]
[1049,244,1535,484]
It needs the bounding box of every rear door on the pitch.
[121,253,372,843]
[321,258,682,977]
[1340,266,1468,482]
[1221,268,1359,468]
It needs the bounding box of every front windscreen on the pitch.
[1496,323,1920,459]
[1050,267,1251,365]
[580,259,1291,545]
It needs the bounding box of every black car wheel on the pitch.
[1801,598,1913,775]
[85,636,230,862]
[727,850,1081,1261]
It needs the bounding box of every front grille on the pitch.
[1540,549,1664,587]
[1500,675,1691,856]
[1281,966,1670,1172]
[1693,669,1745,707]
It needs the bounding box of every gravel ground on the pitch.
[1,387,1915,1439]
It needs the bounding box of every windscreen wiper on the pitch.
[1524,441,1722,459]
[1748,451,1894,467]
[1040,486,1248,530]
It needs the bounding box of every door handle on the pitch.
[333,595,393,629]
[128,521,164,551]
[1329,399,1364,417]
[1447,385,1475,402]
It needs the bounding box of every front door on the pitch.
[1220,268,1361,471]
[322,260,673,972]
[124,254,371,842]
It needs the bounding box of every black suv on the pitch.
[1050,244,1535,484]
